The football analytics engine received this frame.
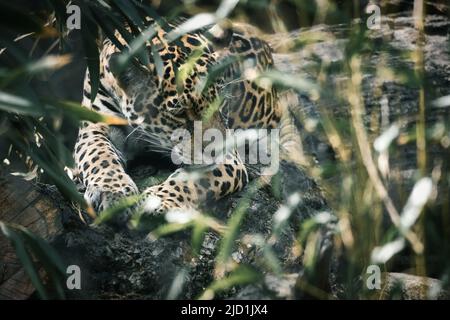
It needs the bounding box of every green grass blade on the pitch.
[0,222,49,300]
[198,265,262,300]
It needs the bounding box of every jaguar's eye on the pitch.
[164,96,187,113]
[168,99,182,109]
[168,104,186,114]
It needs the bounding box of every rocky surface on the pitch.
[48,159,330,299]
[2,11,449,300]
[271,13,450,167]
[379,272,450,300]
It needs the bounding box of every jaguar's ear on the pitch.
[206,19,233,48]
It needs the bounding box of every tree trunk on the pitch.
[0,169,65,299]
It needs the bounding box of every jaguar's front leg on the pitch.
[75,122,138,219]
[142,152,248,214]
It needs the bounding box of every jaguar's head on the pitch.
[110,22,232,152]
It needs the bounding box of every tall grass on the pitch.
[0,0,449,299]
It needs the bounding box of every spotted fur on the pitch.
[74,19,282,221]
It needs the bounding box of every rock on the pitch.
[48,158,328,299]
[379,273,450,300]
[271,13,450,168]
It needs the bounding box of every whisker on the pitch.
[131,129,174,155]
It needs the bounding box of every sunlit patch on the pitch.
[143,195,162,212]
[165,209,198,224]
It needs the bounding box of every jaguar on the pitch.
[74,17,298,223]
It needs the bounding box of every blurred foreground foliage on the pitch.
[0,0,449,299]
